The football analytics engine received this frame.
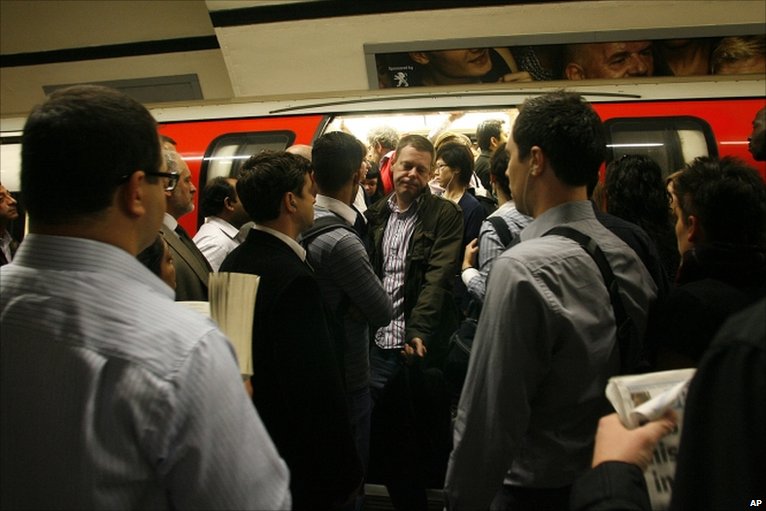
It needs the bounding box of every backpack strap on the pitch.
[486,216,513,247]
[300,214,357,247]
[544,226,640,373]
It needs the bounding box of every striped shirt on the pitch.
[462,201,532,302]
[0,234,290,510]
[305,197,392,391]
[374,195,419,349]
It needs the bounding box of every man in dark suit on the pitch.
[159,147,211,301]
[220,151,363,510]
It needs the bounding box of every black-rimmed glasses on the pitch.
[119,171,180,191]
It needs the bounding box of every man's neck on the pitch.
[258,217,299,241]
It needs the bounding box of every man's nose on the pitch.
[626,54,650,76]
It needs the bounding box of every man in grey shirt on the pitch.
[0,85,289,510]
[445,91,657,510]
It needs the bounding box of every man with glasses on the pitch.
[0,85,289,509]
[159,147,212,301]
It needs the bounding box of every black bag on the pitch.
[443,215,518,399]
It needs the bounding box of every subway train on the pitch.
[1,77,764,237]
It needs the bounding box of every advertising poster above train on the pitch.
[372,33,765,89]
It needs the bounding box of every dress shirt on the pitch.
[374,194,419,349]
[306,199,393,391]
[462,201,531,302]
[0,234,290,510]
[446,200,657,510]
[193,216,241,271]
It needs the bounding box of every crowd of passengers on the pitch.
[1,86,764,511]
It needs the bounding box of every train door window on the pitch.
[200,131,296,186]
[604,117,717,177]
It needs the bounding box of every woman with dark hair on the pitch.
[137,234,177,290]
[604,155,680,281]
[434,142,487,250]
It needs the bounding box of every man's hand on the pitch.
[401,337,427,363]
[463,238,478,271]
[591,412,676,471]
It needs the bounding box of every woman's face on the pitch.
[434,159,456,188]
[160,239,177,290]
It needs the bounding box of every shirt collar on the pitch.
[315,194,356,225]
[253,224,307,261]
[203,216,239,239]
[521,200,596,241]
[10,234,174,299]
[162,213,178,233]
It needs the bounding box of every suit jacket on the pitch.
[160,224,210,301]
[220,229,363,510]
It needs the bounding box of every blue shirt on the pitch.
[1,234,290,510]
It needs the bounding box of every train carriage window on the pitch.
[200,131,296,186]
[604,117,717,177]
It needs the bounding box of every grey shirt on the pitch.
[445,200,657,509]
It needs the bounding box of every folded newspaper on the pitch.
[605,368,696,511]
[178,272,259,378]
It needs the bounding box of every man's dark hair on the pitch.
[200,177,236,218]
[21,85,160,224]
[436,142,474,186]
[237,151,312,222]
[311,131,365,193]
[490,142,511,198]
[513,91,605,187]
[674,156,766,247]
[476,119,504,151]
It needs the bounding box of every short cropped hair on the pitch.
[395,134,435,163]
[490,143,511,198]
[674,156,766,247]
[237,151,312,222]
[312,131,365,193]
[200,177,236,218]
[367,126,399,151]
[436,142,474,186]
[476,120,504,151]
[513,91,605,187]
[21,85,160,224]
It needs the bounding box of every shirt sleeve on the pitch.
[157,329,291,510]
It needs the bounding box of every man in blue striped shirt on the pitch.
[0,85,289,510]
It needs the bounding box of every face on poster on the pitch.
[373,35,764,89]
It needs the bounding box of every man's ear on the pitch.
[223,196,235,212]
[121,171,147,218]
[686,215,702,243]
[565,63,586,80]
[408,52,430,65]
[284,192,297,213]
[529,146,546,176]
